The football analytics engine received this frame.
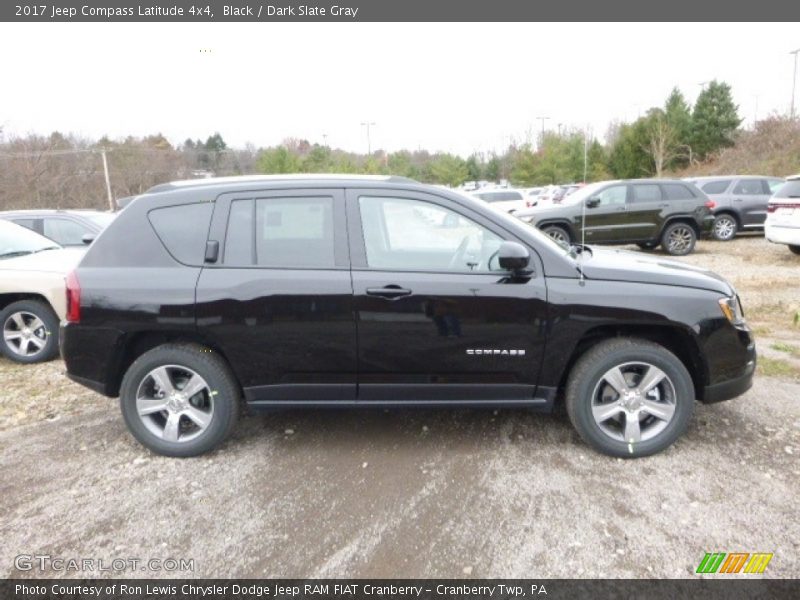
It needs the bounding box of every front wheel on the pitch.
[661,222,697,255]
[541,225,571,246]
[0,299,60,364]
[712,214,738,241]
[119,344,240,457]
[789,245,800,256]
[565,339,694,458]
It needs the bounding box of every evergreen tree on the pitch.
[691,80,741,159]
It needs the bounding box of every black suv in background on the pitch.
[515,179,714,255]
[684,175,785,240]
[61,175,755,458]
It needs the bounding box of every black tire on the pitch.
[789,245,800,256]
[712,214,738,241]
[565,338,694,458]
[661,222,697,256]
[119,343,239,457]
[0,299,60,364]
[542,224,571,246]
[636,241,659,250]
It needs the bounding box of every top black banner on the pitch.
[2,0,799,22]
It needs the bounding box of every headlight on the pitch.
[718,295,745,324]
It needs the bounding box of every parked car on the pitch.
[470,188,528,214]
[0,209,116,247]
[684,176,785,241]
[764,175,800,255]
[0,221,84,363]
[61,174,754,459]
[515,179,714,255]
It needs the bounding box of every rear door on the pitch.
[625,183,663,240]
[731,179,769,226]
[346,188,549,404]
[195,188,357,405]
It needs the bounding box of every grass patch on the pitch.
[751,325,772,336]
[757,356,800,379]
[770,341,800,356]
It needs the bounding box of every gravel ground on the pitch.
[0,235,798,579]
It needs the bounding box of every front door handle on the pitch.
[366,285,412,299]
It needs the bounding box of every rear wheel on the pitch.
[789,245,800,255]
[712,214,738,241]
[119,344,239,457]
[661,222,697,255]
[542,225,571,246]
[566,338,694,458]
[0,300,60,364]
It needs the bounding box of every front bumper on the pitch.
[701,341,756,403]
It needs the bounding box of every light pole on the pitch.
[536,116,550,139]
[361,121,376,155]
[790,48,800,119]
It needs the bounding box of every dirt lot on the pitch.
[1,235,799,578]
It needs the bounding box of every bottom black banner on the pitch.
[2,579,799,600]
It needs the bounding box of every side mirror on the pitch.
[586,197,601,208]
[81,233,96,245]
[498,241,532,276]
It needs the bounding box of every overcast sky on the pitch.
[1,22,798,156]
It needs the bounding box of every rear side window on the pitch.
[224,197,335,268]
[775,181,800,198]
[631,185,662,202]
[701,180,732,194]
[148,203,213,265]
[661,184,696,200]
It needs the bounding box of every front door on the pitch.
[346,189,549,404]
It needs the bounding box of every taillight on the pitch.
[526,200,532,207]
[768,204,777,213]
[66,270,81,323]
[705,199,716,210]
[769,202,800,213]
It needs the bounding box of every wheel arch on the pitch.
[554,324,709,403]
[713,209,742,229]
[107,330,242,398]
[659,216,700,237]
[0,293,57,315]
[536,219,576,240]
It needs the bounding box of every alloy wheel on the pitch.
[590,361,677,444]
[3,311,48,357]
[667,226,694,254]
[713,217,736,241]
[135,365,214,443]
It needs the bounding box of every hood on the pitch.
[578,246,733,295]
[0,247,85,274]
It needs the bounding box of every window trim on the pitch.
[344,187,539,277]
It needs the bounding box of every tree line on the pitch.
[0,80,780,211]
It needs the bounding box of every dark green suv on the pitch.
[515,179,715,255]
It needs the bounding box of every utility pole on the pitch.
[583,128,590,184]
[791,48,800,119]
[536,116,550,139]
[100,149,114,211]
[361,121,376,155]
[322,133,328,147]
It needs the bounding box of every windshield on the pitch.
[0,220,62,259]
[556,181,610,204]
[84,212,116,227]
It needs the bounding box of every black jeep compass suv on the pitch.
[60,175,755,458]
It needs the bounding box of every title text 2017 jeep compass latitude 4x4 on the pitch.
[61,175,756,458]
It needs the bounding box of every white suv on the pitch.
[470,188,529,214]
[765,175,800,255]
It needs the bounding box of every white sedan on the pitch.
[765,175,800,255]
[0,221,84,363]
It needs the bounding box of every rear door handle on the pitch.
[366,285,412,299]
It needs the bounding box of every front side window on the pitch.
[224,197,335,268]
[43,218,91,246]
[594,185,627,206]
[732,179,763,195]
[358,196,504,272]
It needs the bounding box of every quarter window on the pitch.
[701,180,732,194]
[661,184,696,200]
[148,203,214,265]
[358,196,504,272]
[631,185,662,202]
